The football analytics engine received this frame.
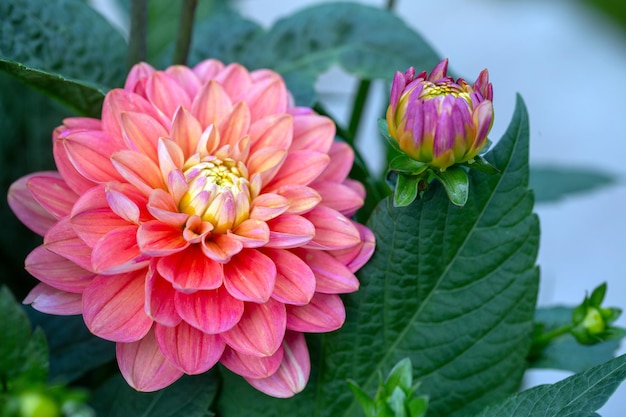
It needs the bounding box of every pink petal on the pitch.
[315,141,354,183]
[201,234,244,262]
[331,222,376,273]
[191,80,233,129]
[286,293,345,332]
[23,283,83,315]
[169,106,203,158]
[165,65,202,98]
[291,248,359,294]
[125,62,155,91]
[155,321,225,374]
[313,181,364,216]
[146,71,191,120]
[249,193,289,222]
[111,150,166,196]
[214,63,252,101]
[53,135,97,195]
[303,206,361,250]
[62,130,126,183]
[193,59,225,82]
[147,189,189,228]
[137,220,189,256]
[145,264,181,326]
[246,147,287,185]
[44,217,94,271]
[223,249,276,303]
[274,185,321,215]
[230,219,270,248]
[105,184,141,224]
[246,331,310,398]
[91,225,150,274]
[157,138,185,183]
[220,345,283,379]
[242,76,288,121]
[26,172,78,219]
[101,89,164,138]
[266,150,330,190]
[8,174,57,236]
[117,329,183,392]
[266,214,315,248]
[83,270,153,342]
[120,111,168,162]
[219,101,251,148]
[221,298,286,357]
[249,114,293,154]
[174,286,244,334]
[25,245,95,293]
[156,245,224,292]
[262,248,315,306]
[290,113,335,153]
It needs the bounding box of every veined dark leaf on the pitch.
[218,96,539,416]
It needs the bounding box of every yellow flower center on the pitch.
[419,81,471,105]
[179,156,251,233]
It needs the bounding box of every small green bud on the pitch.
[18,392,60,417]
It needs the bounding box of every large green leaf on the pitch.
[472,354,626,417]
[0,0,126,115]
[90,372,219,417]
[530,166,614,203]
[218,97,539,416]
[530,306,622,373]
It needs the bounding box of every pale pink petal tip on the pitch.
[246,332,310,398]
[117,329,183,392]
[8,173,58,236]
[24,283,82,315]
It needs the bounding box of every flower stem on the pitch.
[173,0,198,65]
[533,323,574,346]
[347,79,372,144]
[127,0,148,69]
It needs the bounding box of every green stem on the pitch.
[127,0,148,69]
[347,79,372,143]
[173,0,198,65]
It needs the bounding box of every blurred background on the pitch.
[6,0,626,414]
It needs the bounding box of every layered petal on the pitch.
[24,283,83,315]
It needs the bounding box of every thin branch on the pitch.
[173,0,198,65]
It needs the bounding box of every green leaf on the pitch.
[90,372,219,417]
[218,96,538,417]
[464,155,500,175]
[472,354,626,417]
[0,0,126,115]
[431,166,469,206]
[529,165,614,203]
[393,174,421,207]
[531,306,622,373]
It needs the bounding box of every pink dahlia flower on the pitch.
[8,59,375,397]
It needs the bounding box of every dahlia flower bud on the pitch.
[386,58,494,171]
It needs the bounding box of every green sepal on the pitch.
[393,174,422,207]
[464,155,500,175]
[407,396,429,417]
[347,380,376,417]
[389,154,428,175]
[385,357,413,393]
[431,166,469,207]
[590,282,607,306]
[378,118,403,154]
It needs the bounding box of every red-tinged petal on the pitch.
[331,222,376,273]
[221,345,283,379]
[155,321,225,374]
[23,283,82,315]
[214,63,252,100]
[146,71,191,120]
[125,62,155,90]
[156,245,223,292]
[169,106,203,159]
[428,58,449,81]
[71,186,129,247]
[313,181,364,216]
[223,249,276,303]
[274,185,321,215]
[246,147,287,185]
[230,219,270,248]
[165,65,202,98]
[83,270,152,342]
[44,217,94,271]
[291,248,359,294]
[91,225,150,274]
[201,234,244,262]
[303,206,361,250]
[147,189,188,228]
[183,215,213,243]
[117,329,183,392]
[191,80,233,129]
[193,59,225,82]
[59,117,103,131]
[286,293,345,332]
[220,101,251,147]
[8,175,57,236]
[120,111,168,162]
[111,150,166,196]
[290,114,334,153]
[243,76,288,121]
[249,115,293,154]
[246,331,310,398]
[262,248,315,306]
[250,193,289,221]
[315,141,354,183]
[158,138,185,185]
[62,130,126,183]
[26,172,78,219]
[102,89,164,137]
[266,214,315,248]
[266,150,330,190]
[25,246,95,293]
[137,220,189,256]
[221,298,286,357]
[174,286,244,334]
[53,136,97,195]
[145,264,181,326]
